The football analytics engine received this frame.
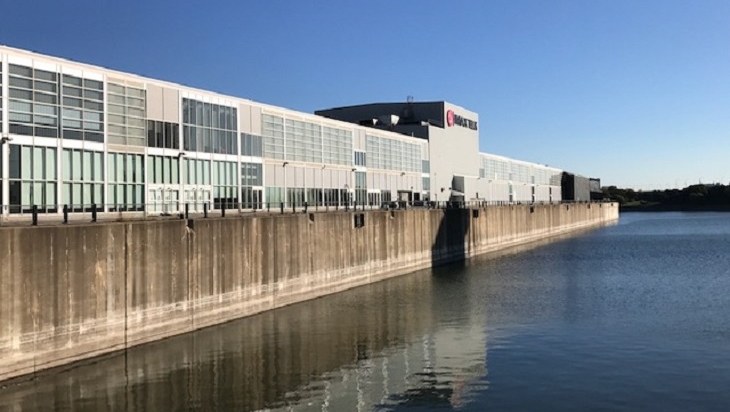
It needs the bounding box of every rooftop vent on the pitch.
[377,115,400,126]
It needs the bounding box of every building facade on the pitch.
[0,45,569,216]
[317,102,563,203]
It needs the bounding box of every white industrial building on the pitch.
[0,45,565,216]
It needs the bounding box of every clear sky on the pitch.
[2,0,728,189]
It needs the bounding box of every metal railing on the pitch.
[0,200,613,226]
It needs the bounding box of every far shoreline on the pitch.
[620,205,730,213]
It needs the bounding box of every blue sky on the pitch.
[2,0,728,189]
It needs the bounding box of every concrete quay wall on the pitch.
[0,202,618,382]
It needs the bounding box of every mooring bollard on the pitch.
[185,203,189,219]
[63,204,69,224]
[222,206,226,218]
[280,202,284,214]
[31,205,38,226]
[203,203,208,218]
[304,202,308,213]
[91,204,97,222]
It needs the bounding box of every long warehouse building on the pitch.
[0,45,587,216]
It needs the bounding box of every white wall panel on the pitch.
[146,84,164,121]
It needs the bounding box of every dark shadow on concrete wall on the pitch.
[431,206,472,270]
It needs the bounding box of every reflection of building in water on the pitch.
[0,268,488,412]
[275,326,489,412]
[271,267,490,411]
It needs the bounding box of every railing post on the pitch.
[63,204,69,224]
[91,204,97,222]
[31,205,38,226]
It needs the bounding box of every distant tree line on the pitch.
[602,184,730,211]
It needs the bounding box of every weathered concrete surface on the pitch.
[0,203,618,382]
[0,271,436,411]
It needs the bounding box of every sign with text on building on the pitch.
[446,109,478,130]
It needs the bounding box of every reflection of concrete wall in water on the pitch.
[0,203,618,383]
[1,269,487,411]
[0,273,434,410]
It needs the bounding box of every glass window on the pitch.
[83,89,103,101]
[9,88,32,100]
[63,97,82,108]
[32,147,43,180]
[47,182,56,206]
[106,81,145,145]
[71,150,81,180]
[147,156,154,183]
[9,77,32,89]
[9,64,32,77]
[34,69,56,82]
[203,103,211,127]
[83,111,102,122]
[84,79,103,90]
[83,151,92,181]
[46,148,56,180]
[93,152,103,181]
[10,100,32,113]
[171,158,179,184]
[211,105,219,128]
[135,155,143,184]
[34,80,56,93]
[108,83,124,94]
[35,92,56,105]
[73,183,82,206]
[84,121,102,131]
[63,75,83,86]
[162,157,170,183]
[63,86,82,97]
[63,108,82,120]
[84,100,103,111]
[195,101,203,125]
[34,104,56,116]
[155,156,163,183]
[108,153,117,182]
[124,155,132,183]
[9,146,21,179]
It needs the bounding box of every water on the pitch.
[3,212,730,411]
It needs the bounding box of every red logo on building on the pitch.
[446,109,454,127]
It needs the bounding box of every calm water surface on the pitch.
[3,212,730,411]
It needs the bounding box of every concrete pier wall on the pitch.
[0,203,618,382]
